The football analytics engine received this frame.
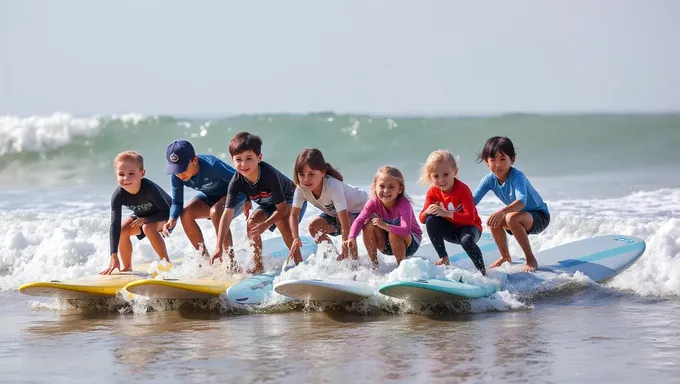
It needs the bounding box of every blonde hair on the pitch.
[113,151,144,170]
[419,150,458,185]
[371,165,413,204]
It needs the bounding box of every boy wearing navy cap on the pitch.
[163,140,247,266]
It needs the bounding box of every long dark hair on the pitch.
[293,148,343,185]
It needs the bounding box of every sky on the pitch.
[1,0,679,116]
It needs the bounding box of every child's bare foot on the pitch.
[247,264,265,275]
[227,259,243,274]
[435,256,450,266]
[522,258,538,272]
[336,253,348,261]
[490,256,511,268]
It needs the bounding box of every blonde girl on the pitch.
[419,150,486,275]
[345,166,422,267]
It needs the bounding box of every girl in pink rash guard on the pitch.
[345,166,422,267]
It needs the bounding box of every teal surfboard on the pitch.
[379,278,499,301]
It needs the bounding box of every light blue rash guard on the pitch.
[472,167,549,215]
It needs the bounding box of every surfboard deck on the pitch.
[508,234,646,283]
[379,278,499,301]
[226,236,317,305]
[18,271,149,299]
[379,234,646,301]
[125,278,236,299]
[273,278,374,302]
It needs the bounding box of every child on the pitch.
[473,136,550,272]
[162,139,247,267]
[210,132,306,274]
[345,166,422,267]
[419,150,486,275]
[288,148,369,262]
[101,151,172,275]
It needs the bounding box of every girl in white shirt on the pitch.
[288,148,369,262]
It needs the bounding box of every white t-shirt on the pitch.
[292,175,369,217]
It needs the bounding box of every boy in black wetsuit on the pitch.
[101,151,172,275]
[210,132,306,274]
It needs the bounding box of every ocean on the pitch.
[1,112,679,383]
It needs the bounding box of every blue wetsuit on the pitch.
[169,155,245,220]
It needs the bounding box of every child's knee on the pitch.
[425,215,443,231]
[388,232,403,244]
[141,223,155,235]
[505,212,521,225]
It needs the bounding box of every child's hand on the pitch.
[425,204,439,216]
[487,211,506,228]
[210,248,224,265]
[131,217,148,227]
[248,222,269,238]
[372,217,388,230]
[286,238,302,264]
[243,200,252,219]
[162,219,176,236]
[342,238,357,255]
[100,254,121,275]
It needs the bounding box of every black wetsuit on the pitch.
[109,178,171,254]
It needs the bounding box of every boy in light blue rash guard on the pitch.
[473,136,550,273]
[162,140,246,265]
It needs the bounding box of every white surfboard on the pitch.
[506,234,646,283]
[273,278,374,302]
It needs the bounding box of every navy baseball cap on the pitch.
[165,140,196,174]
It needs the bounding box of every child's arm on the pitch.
[419,188,437,224]
[168,175,184,222]
[329,179,351,242]
[102,193,123,275]
[211,207,235,263]
[488,174,528,227]
[472,174,493,206]
[348,199,375,239]
[449,185,479,226]
[164,176,183,235]
[384,198,413,238]
[213,178,242,259]
[287,188,305,254]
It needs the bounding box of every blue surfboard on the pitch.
[225,236,317,305]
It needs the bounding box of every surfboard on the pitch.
[225,236,317,305]
[414,232,501,267]
[379,234,646,301]
[273,278,374,302]
[507,234,646,283]
[124,278,236,299]
[127,236,318,300]
[378,278,499,301]
[18,271,149,299]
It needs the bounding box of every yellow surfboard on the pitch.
[125,278,236,299]
[18,272,149,299]
[18,260,175,300]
